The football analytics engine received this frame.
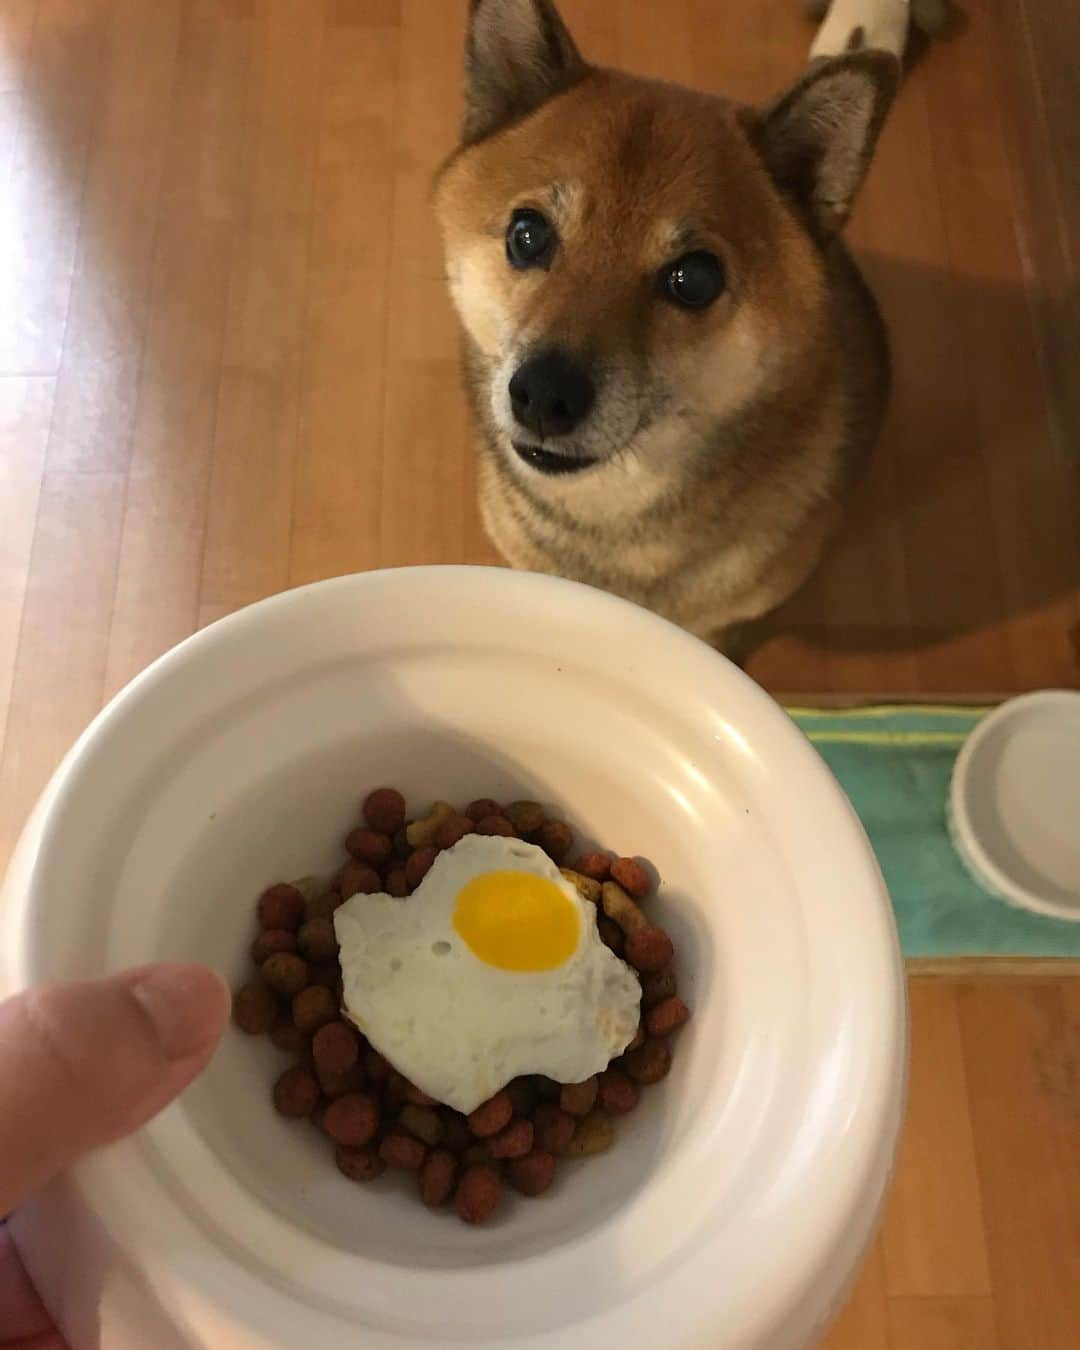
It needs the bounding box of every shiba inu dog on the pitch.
[436,0,899,651]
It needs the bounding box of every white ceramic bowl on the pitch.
[1,567,906,1350]
[949,690,1080,921]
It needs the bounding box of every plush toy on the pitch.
[803,0,955,60]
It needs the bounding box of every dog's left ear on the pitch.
[462,0,587,145]
[750,51,899,236]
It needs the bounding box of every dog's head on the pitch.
[436,0,897,483]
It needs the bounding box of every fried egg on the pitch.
[334,834,641,1113]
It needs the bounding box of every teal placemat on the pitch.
[788,705,1080,958]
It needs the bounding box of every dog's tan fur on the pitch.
[436,0,898,649]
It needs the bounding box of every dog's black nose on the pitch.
[508,350,595,438]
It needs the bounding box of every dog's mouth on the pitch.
[511,441,599,476]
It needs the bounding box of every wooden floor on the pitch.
[0,2,1077,1346]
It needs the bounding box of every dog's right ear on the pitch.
[749,50,899,237]
[462,0,587,145]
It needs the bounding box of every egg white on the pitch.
[334,834,641,1113]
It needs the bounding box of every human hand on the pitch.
[0,965,229,1347]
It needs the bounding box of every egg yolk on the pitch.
[453,870,580,971]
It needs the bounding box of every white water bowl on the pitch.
[1,567,906,1350]
[950,690,1080,922]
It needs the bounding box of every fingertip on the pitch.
[129,963,230,1063]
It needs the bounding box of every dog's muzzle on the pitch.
[507,348,599,475]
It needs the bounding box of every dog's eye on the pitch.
[661,251,725,310]
[506,209,556,270]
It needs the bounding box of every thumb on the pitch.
[0,964,229,1216]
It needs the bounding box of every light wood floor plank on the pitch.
[887,1295,1001,1350]
[42,0,180,473]
[882,983,992,1298]
[0,471,124,869]
[0,0,107,375]
[0,376,54,761]
[198,0,326,625]
[104,0,256,691]
[287,4,399,588]
[959,980,1080,1350]
[0,0,38,93]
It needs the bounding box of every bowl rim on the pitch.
[3,566,908,1350]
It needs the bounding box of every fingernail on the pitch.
[132,964,230,1061]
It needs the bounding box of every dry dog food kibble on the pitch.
[564,1110,615,1156]
[404,846,437,890]
[362,788,407,834]
[596,916,624,955]
[257,883,305,932]
[537,819,573,861]
[464,797,501,822]
[455,1164,502,1224]
[232,786,691,1224]
[297,917,338,964]
[307,963,342,995]
[610,857,650,899]
[312,1020,360,1075]
[434,813,474,849]
[379,1132,427,1171]
[363,1047,390,1082]
[346,827,393,866]
[292,984,339,1034]
[639,966,677,1008]
[598,1068,640,1115]
[403,1081,437,1107]
[600,881,649,935]
[623,1038,673,1085]
[559,1077,599,1117]
[505,1077,539,1116]
[336,1144,385,1184]
[441,1111,474,1154]
[467,1090,513,1138]
[399,1104,444,1147]
[232,982,277,1034]
[506,800,545,835]
[486,1118,534,1160]
[385,867,410,898]
[573,851,613,881]
[339,860,382,900]
[317,1064,362,1099]
[419,1149,458,1207]
[323,1093,379,1148]
[251,929,297,965]
[384,1072,408,1112]
[560,868,601,905]
[270,1020,310,1055]
[406,802,454,848]
[646,996,691,1037]
[506,1149,557,1196]
[624,925,675,973]
[304,891,341,922]
[262,952,309,996]
[273,1065,320,1118]
[461,1142,490,1167]
[475,813,516,837]
[533,1102,576,1156]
